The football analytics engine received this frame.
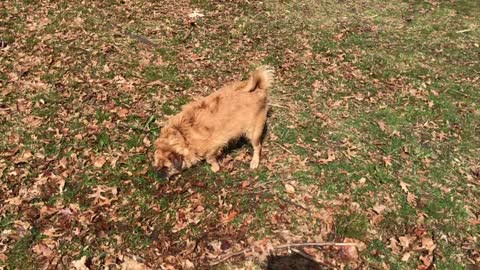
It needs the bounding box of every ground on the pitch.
[1,0,479,269]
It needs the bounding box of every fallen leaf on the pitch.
[241,181,250,188]
[143,137,151,147]
[182,259,195,269]
[419,236,436,254]
[0,146,19,157]
[0,162,6,176]
[93,156,106,168]
[14,150,32,164]
[470,219,480,225]
[418,254,433,270]
[358,177,366,184]
[32,243,54,257]
[221,210,238,224]
[188,9,204,19]
[382,156,392,167]
[377,120,387,132]
[72,256,89,270]
[398,235,416,251]
[387,237,401,254]
[407,192,417,207]
[401,252,412,262]
[73,17,84,26]
[372,204,386,214]
[120,256,151,270]
[400,181,410,193]
[318,149,335,164]
[284,183,295,194]
[117,108,129,118]
[339,238,360,262]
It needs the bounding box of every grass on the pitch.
[1,0,479,269]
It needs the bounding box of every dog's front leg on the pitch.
[206,154,220,172]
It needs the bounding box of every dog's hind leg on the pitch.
[248,112,267,169]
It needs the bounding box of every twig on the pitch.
[269,103,289,109]
[456,29,472,34]
[118,122,148,132]
[278,196,309,211]
[210,242,357,265]
[275,143,294,154]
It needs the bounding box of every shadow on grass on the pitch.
[266,254,323,270]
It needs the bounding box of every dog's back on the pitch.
[170,66,274,156]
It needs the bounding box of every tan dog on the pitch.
[153,66,274,178]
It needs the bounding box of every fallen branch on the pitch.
[210,242,358,266]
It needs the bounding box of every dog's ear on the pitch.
[169,152,183,170]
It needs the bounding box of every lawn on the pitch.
[1,0,479,269]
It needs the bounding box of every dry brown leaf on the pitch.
[387,237,401,254]
[71,256,89,270]
[377,120,387,132]
[372,204,386,214]
[407,192,417,207]
[401,252,412,262]
[418,254,433,270]
[143,136,151,147]
[32,243,54,257]
[419,236,436,254]
[59,156,68,169]
[400,181,410,193]
[120,257,151,270]
[117,108,129,118]
[93,156,106,168]
[284,183,295,194]
[0,162,6,177]
[241,181,250,188]
[182,259,195,269]
[398,235,416,251]
[382,156,392,167]
[221,210,238,224]
[318,149,335,164]
[73,17,84,26]
[339,239,359,262]
[14,150,32,164]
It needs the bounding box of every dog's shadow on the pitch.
[265,254,324,270]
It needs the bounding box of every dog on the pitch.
[153,66,274,178]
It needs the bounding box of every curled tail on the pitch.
[242,65,274,92]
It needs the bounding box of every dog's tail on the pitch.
[242,65,274,92]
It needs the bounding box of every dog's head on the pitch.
[153,141,184,179]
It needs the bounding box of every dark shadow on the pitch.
[222,122,270,155]
[266,254,324,270]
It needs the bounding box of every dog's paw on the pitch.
[249,158,259,169]
[210,163,220,172]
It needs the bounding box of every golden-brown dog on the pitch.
[153,66,274,178]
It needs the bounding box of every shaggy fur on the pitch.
[153,66,274,178]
